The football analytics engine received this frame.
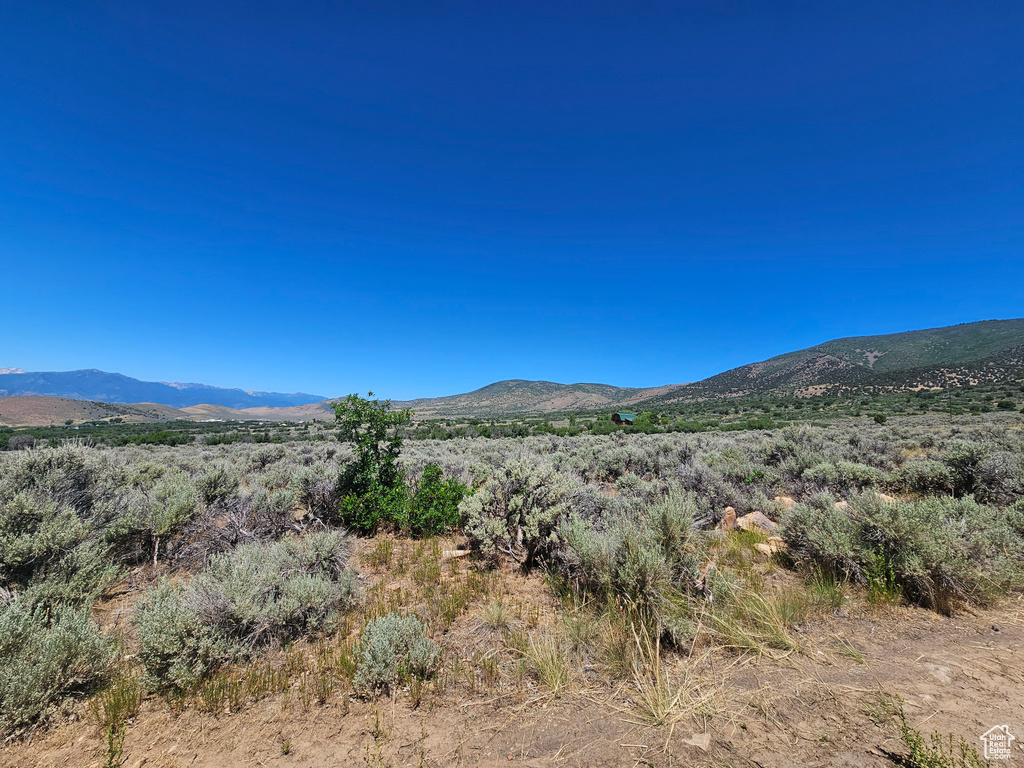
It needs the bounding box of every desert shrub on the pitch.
[782,494,1023,612]
[134,580,227,691]
[404,464,468,537]
[0,492,119,607]
[557,489,703,643]
[461,455,580,567]
[892,459,953,496]
[174,488,299,566]
[0,600,113,735]
[7,435,34,451]
[248,444,286,471]
[353,613,440,694]
[291,461,341,520]
[975,452,1024,504]
[941,441,987,498]
[195,467,239,505]
[111,472,199,564]
[0,445,97,513]
[802,461,885,493]
[673,462,743,520]
[136,531,357,690]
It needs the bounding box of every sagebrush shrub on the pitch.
[557,488,703,643]
[134,580,226,691]
[461,455,580,566]
[782,493,1023,612]
[0,600,113,735]
[136,531,357,690]
[353,613,440,694]
[0,492,119,607]
[195,467,239,505]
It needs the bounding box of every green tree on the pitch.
[332,393,412,533]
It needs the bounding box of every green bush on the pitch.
[0,600,113,735]
[136,531,358,690]
[405,464,467,537]
[333,393,411,534]
[353,613,440,694]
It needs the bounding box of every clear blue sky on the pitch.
[2,1,1022,399]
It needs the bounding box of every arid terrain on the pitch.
[5,543,1022,768]
[2,413,1022,768]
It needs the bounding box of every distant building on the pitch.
[611,412,636,425]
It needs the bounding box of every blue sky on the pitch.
[2,1,1022,399]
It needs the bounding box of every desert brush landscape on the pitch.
[5,3,1024,766]
[2,407,1022,767]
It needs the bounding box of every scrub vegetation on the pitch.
[0,402,1021,767]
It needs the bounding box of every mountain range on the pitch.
[0,369,325,409]
[2,319,1022,426]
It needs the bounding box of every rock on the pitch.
[756,537,788,556]
[774,495,796,510]
[735,510,779,534]
[680,732,711,751]
[442,549,471,559]
[834,500,850,511]
[717,507,737,531]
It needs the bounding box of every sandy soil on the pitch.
[5,590,1022,768]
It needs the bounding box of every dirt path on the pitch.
[6,597,1023,768]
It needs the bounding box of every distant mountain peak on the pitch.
[0,369,328,409]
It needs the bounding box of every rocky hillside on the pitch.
[637,318,1024,406]
[391,380,676,419]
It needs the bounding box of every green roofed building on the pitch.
[611,412,635,425]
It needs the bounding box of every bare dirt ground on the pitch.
[6,579,1022,768]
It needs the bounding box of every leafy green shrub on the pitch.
[404,464,468,537]
[0,600,113,735]
[353,613,440,694]
[334,393,411,533]
[136,531,357,690]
